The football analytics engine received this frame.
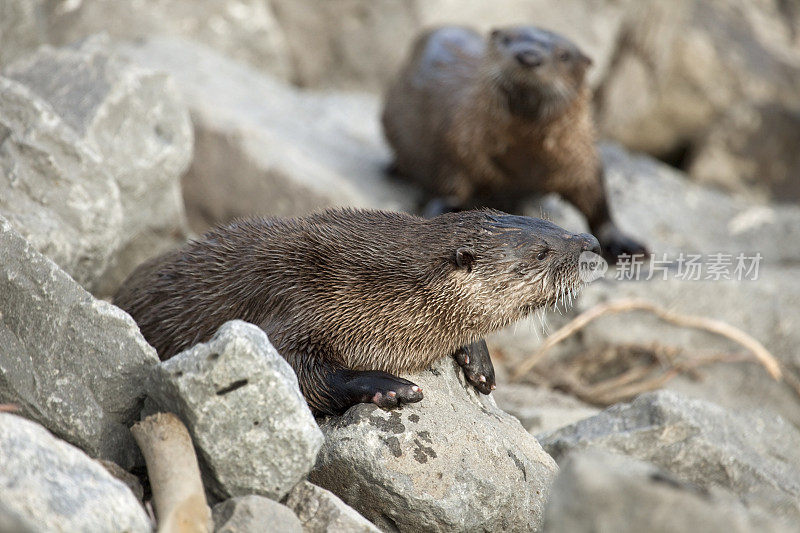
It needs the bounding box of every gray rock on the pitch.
[544,449,795,533]
[213,495,302,533]
[688,102,800,202]
[116,37,416,233]
[0,413,151,533]
[47,0,293,81]
[539,390,800,521]
[3,35,192,296]
[310,357,558,532]
[147,320,323,500]
[492,384,600,434]
[0,0,47,68]
[0,75,123,288]
[285,481,380,533]
[0,217,159,468]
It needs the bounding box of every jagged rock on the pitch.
[492,384,600,434]
[213,495,302,533]
[688,102,800,202]
[46,0,293,80]
[285,481,380,533]
[3,35,192,296]
[310,357,558,532]
[116,36,415,233]
[0,0,47,68]
[539,391,800,521]
[0,413,151,533]
[544,449,795,533]
[146,320,324,500]
[0,217,159,468]
[595,0,800,158]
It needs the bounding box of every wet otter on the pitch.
[382,25,646,259]
[115,208,598,415]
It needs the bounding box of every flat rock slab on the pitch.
[213,495,302,533]
[147,320,324,500]
[0,413,150,533]
[539,390,800,521]
[0,217,158,468]
[311,357,558,532]
[285,481,380,533]
[544,449,796,533]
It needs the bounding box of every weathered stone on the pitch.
[310,357,558,532]
[213,495,302,533]
[0,0,47,68]
[0,413,151,533]
[3,34,192,296]
[46,0,293,80]
[117,37,415,233]
[594,0,800,158]
[539,391,800,521]
[492,384,600,434]
[688,102,800,202]
[0,217,159,468]
[0,75,123,288]
[147,320,323,500]
[285,481,380,533]
[544,449,795,533]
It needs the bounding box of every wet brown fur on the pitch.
[115,208,591,414]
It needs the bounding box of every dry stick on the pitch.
[511,298,783,383]
[0,404,19,413]
[131,413,212,533]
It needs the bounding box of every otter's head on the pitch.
[438,210,600,333]
[484,26,591,119]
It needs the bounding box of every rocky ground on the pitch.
[2,1,800,532]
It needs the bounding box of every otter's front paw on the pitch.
[349,371,424,409]
[453,339,496,395]
[597,223,648,262]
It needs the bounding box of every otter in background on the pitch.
[382,25,647,259]
[115,208,599,416]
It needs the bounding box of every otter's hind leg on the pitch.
[453,339,496,394]
[288,351,423,416]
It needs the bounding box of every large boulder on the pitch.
[0,217,159,468]
[285,481,380,533]
[492,383,600,434]
[310,357,558,532]
[146,320,324,500]
[2,35,193,296]
[539,391,800,521]
[0,0,47,68]
[0,413,151,533]
[117,36,415,233]
[45,0,293,81]
[544,449,795,533]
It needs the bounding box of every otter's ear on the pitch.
[455,247,476,272]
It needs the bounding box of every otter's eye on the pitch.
[537,250,549,260]
[557,51,571,62]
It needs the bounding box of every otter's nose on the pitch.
[515,50,543,67]
[578,233,601,255]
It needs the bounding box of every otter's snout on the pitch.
[576,233,601,256]
[515,50,543,68]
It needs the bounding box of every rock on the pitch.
[98,459,145,502]
[310,357,558,532]
[0,0,47,68]
[117,36,415,233]
[285,481,380,533]
[594,0,800,158]
[213,495,302,533]
[146,320,323,500]
[3,35,192,296]
[539,390,800,521]
[544,449,795,533]
[492,384,600,434]
[45,0,293,81]
[688,102,800,202]
[0,413,151,533]
[0,217,159,468]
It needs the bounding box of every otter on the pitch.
[382,25,646,259]
[114,208,599,416]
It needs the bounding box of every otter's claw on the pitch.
[350,372,423,409]
[453,339,496,395]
